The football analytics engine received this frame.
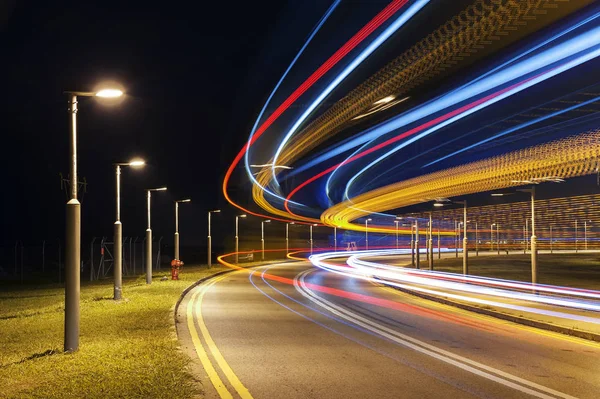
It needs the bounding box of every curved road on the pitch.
[176,260,600,398]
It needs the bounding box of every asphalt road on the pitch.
[176,260,600,399]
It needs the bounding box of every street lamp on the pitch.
[394,218,401,249]
[365,218,372,250]
[113,159,145,301]
[235,214,247,264]
[334,225,338,252]
[454,200,468,275]
[207,209,220,268]
[63,87,123,353]
[261,220,271,261]
[414,220,420,269]
[428,212,433,270]
[286,222,295,255]
[174,199,192,261]
[491,223,496,252]
[517,187,537,283]
[145,187,167,285]
[310,223,318,254]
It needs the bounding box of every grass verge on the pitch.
[0,265,228,398]
[432,253,600,289]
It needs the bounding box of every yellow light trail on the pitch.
[321,130,600,232]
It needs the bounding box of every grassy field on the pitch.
[0,265,228,399]
[432,253,600,289]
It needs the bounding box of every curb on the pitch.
[173,269,235,328]
[383,283,600,343]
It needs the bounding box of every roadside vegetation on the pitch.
[433,253,600,289]
[0,265,228,398]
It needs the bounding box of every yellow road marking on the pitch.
[373,281,600,349]
[195,274,254,399]
[186,285,233,399]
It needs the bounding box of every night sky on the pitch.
[0,0,331,250]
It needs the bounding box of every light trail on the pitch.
[283,13,600,210]
[270,0,429,182]
[308,250,600,323]
[222,0,414,222]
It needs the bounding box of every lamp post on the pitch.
[63,88,123,353]
[207,209,220,268]
[517,187,537,283]
[174,199,191,261]
[454,200,468,275]
[261,220,271,261]
[410,223,415,266]
[334,225,338,252]
[550,225,553,254]
[310,224,317,255]
[235,214,246,264]
[497,223,501,255]
[394,220,400,250]
[475,222,479,256]
[454,220,458,258]
[113,159,145,301]
[145,187,167,284]
[365,218,372,250]
[415,221,420,269]
[286,222,295,255]
[575,220,578,252]
[428,212,433,270]
[490,223,493,252]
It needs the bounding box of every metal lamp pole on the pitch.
[454,200,468,275]
[475,222,479,256]
[497,223,501,255]
[261,220,271,261]
[63,88,123,352]
[415,221,420,269]
[310,224,315,255]
[490,223,493,252]
[286,222,295,255]
[518,187,537,283]
[394,220,399,249]
[365,218,372,250]
[334,225,338,252]
[145,187,167,284]
[113,160,145,300]
[174,199,191,261]
[428,213,433,270]
[207,209,220,268]
[235,214,246,264]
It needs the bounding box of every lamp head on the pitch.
[128,159,145,168]
[95,89,124,98]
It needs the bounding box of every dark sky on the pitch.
[0,0,332,248]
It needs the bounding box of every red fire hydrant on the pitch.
[170,259,184,280]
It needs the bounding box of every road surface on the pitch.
[177,260,600,399]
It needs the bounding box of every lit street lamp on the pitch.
[310,224,318,254]
[394,219,400,250]
[334,225,338,252]
[145,187,167,284]
[63,87,123,353]
[454,200,468,275]
[517,187,537,283]
[207,209,220,268]
[428,212,433,270]
[261,219,271,261]
[174,199,192,261]
[491,223,496,252]
[235,214,246,264]
[365,218,372,250]
[113,159,145,301]
[286,222,295,255]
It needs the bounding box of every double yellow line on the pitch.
[186,274,254,399]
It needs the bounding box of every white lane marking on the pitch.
[294,269,576,399]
